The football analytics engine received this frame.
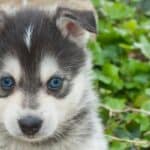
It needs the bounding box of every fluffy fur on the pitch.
[0,6,108,150]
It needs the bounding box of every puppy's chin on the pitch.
[14,134,53,143]
[8,128,57,143]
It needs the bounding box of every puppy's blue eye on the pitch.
[0,76,15,90]
[47,77,63,91]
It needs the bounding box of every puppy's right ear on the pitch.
[0,11,7,31]
[55,7,97,46]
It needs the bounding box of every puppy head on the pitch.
[0,7,96,143]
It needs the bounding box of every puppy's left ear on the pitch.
[55,7,97,46]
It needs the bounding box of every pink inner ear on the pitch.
[66,21,83,36]
[66,22,76,32]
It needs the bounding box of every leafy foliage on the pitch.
[90,0,150,149]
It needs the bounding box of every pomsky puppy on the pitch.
[0,2,108,150]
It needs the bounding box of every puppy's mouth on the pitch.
[17,134,50,143]
[16,125,65,144]
[17,129,65,144]
[15,115,57,143]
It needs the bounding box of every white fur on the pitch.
[1,56,22,82]
[3,92,24,137]
[0,52,108,150]
[24,25,34,50]
[0,30,107,150]
[40,56,59,82]
[33,71,88,141]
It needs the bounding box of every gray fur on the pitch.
[0,7,108,150]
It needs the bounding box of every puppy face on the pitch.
[0,8,96,142]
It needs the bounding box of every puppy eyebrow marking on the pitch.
[24,24,34,50]
[2,57,21,82]
[40,56,59,82]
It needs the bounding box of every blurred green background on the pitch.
[89,0,150,149]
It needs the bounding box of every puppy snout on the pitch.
[18,116,43,136]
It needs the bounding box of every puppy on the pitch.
[0,3,108,150]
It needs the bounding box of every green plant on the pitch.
[90,0,150,149]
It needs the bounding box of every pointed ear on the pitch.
[55,7,97,46]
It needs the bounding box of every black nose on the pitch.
[18,116,43,136]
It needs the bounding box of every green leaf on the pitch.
[103,2,135,20]
[94,70,111,84]
[104,97,126,110]
[89,1,150,149]
[134,36,150,59]
[91,0,100,7]
[122,19,138,33]
[88,41,104,65]
[134,94,150,107]
[102,63,124,89]
[110,141,129,150]
[140,117,150,132]
[145,88,150,96]
[142,101,150,111]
